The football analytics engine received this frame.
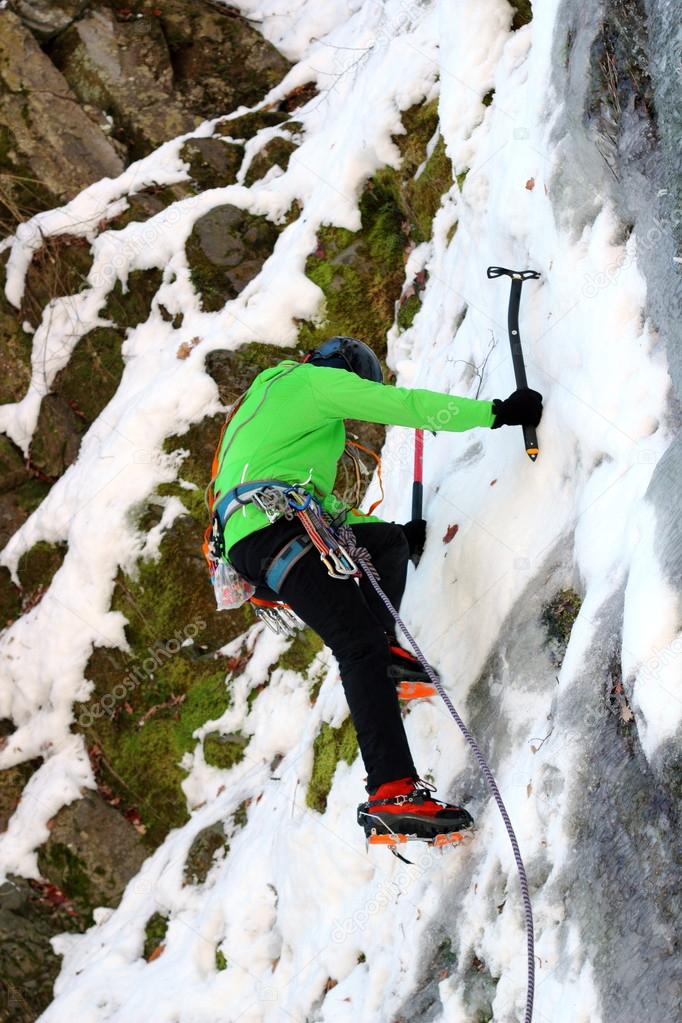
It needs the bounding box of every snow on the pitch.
[0,1,679,1021]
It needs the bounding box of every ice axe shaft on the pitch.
[487,266,540,461]
[409,429,424,567]
[412,428,424,520]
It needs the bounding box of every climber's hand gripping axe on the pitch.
[486,266,541,461]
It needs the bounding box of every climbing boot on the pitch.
[388,644,438,700]
[358,776,473,847]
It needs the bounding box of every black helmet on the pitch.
[306,336,383,383]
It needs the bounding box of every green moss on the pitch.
[180,138,244,192]
[541,587,582,666]
[203,730,249,769]
[161,411,226,520]
[279,628,324,673]
[509,1,533,30]
[0,566,21,629]
[306,718,359,813]
[103,269,163,332]
[14,477,51,514]
[183,822,229,885]
[17,541,67,594]
[456,170,468,191]
[308,674,325,705]
[397,293,421,331]
[53,327,124,425]
[215,110,289,141]
[244,136,297,186]
[393,100,454,243]
[232,800,249,829]
[436,936,457,971]
[403,136,453,243]
[36,843,92,915]
[298,178,405,357]
[114,514,244,653]
[86,659,236,843]
[246,680,268,712]
[395,100,440,177]
[143,912,169,960]
[158,481,206,523]
[298,99,454,352]
[0,291,33,404]
[215,948,228,971]
[77,512,253,844]
[482,89,495,107]
[20,235,94,329]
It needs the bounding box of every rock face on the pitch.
[9,0,88,41]
[49,1,292,160]
[186,204,279,311]
[0,11,125,207]
[37,791,148,916]
[50,6,198,160]
[153,0,291,119]
[0,874,81,1022]
[0,1,291,224]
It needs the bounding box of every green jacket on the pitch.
[214,360,496,554]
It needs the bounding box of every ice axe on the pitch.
[486,266,541,461]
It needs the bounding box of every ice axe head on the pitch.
[486,266,541,281]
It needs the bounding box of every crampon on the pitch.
[357,778,474,862]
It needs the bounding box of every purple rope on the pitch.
[342,530,535,1023]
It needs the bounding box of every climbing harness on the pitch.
[338,523,536,1023]
[216,480,360,584]
[205,476,360,632]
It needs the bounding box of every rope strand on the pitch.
[341,528,535,1023]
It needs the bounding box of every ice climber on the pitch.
[209,336,543,843]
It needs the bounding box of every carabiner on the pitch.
[287,488,312,512]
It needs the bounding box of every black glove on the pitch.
[491,387,543,429]
[401,518,426,559]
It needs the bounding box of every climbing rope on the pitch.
[339,526,535,1023]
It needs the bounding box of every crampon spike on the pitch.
[367,832,409,845]
[367,831,466,850]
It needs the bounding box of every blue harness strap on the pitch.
[264,535,313,593]
[214,479,293,528]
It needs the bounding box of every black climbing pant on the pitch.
[229,518,416,791]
